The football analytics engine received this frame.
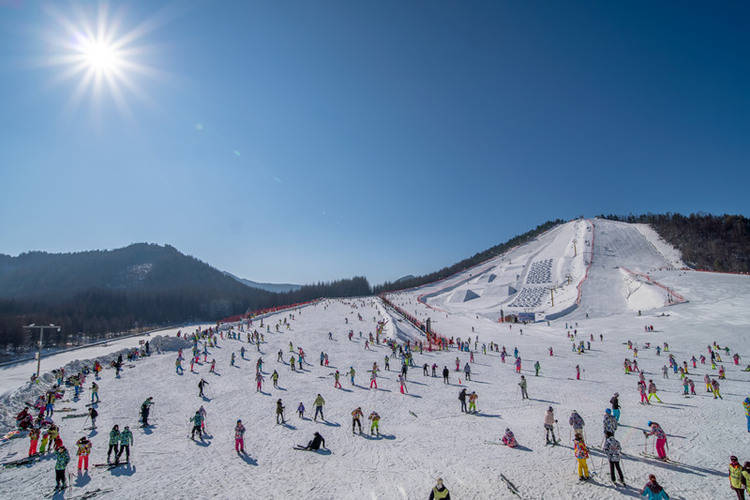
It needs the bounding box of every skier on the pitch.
[729,456,744,500]
[576,365,581,380]
[107,425,120,463]
[53,445,70,491]
[463,363,471,381]
[140,397,153,427]
[428,478,450,500]
[711,379,723,399]
[198,378,209,398]
[255,372,264,392]
[116,426,133,464]
[442,366,449,384]
[644,421,668,460]
[75,436,91,472]
[544,407,558,444]
[313,394,325,421]
[299,432,326,451]
[573,435,591,481]
[276,399,286,424]
[235,420,246,453]
[519,376,529,400]
[271,370,279,388]
[569,410,585,436]
[368,411,381,436]
[534,361,541,376]
[297,402,305,419]
[468,391,478,413]
[334,370,342,389]
[351,407,363,435]
[603,433,625,485]
[744,397,750,433]
[610,392,621,421]
[190,410,204,440]
[648,380,663,403]
[458,388,467,413]
[28,427,40,457]
[349,366,356,385]
[501,428,517,448]
[603,409,618,436]
[90,382,99,404]
[640,474,669,499]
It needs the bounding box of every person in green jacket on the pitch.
[107,425,120,464]
[191,410,204,440]
[729,456,743,499]
[313,394,325,421]
[116,426,133,464]
[54,445,70,490]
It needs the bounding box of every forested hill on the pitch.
[0,244,369,347]
[598,213,750,273]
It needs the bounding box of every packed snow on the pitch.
[0,220,748,500]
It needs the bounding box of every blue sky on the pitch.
[0,1,748,285]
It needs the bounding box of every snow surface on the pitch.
[0,222,748,500]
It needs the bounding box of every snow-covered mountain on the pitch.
[223,271,301,293]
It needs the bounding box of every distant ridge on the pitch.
[223,272,301,293]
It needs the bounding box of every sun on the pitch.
[81,39,120,73]
[40,2,164,112]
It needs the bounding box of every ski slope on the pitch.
[0,221,748,499]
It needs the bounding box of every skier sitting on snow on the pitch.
[302,432,326,451]
[501,428,517,447]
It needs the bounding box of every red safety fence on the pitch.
[220,299,321,324]
[620,267,687,304]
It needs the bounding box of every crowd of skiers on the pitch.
[8,298,750,498]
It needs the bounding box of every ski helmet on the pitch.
[605,409,611,414]
[647,421,653,426]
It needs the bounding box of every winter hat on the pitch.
[548,406,553,411]
[237,419,242,423]
[730,456,738,462]
[605,409,611,415]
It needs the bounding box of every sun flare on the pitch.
[41,3,163,112]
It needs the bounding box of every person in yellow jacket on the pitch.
[428,477,450,499]
[728,456,743,499]
[742,461,750,497]
[76,436,91,472]
[368,411,380,436]
[573,435,591,481]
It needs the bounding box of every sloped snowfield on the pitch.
[0,221,748,499]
